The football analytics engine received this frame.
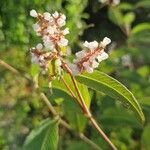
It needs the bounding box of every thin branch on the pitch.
[60,77,76,99]
[0,59,20,74]
[40,93,57,116]
[0,59,31,81]
[79,133,102,150]
[61,60,118,150]
[60,76,83,109]
[40,92,101,150]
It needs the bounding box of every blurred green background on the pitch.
[0,0,150,150]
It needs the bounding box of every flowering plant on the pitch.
[24,10,145,150]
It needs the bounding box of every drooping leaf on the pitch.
[76,70,145,123]
[23,118,59,150]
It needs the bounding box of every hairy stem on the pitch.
[61,60,118,150]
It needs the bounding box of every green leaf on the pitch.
[100,108,141,129]
[123,12,135,25]
[76,71,145,123]
[118,3,133,11]
[131,23,150,34]
[23,118,59,150]
[108,7,123,26]
[142,125,150,149]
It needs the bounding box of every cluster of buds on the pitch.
[30,10,111,78]
[68,37,111,75]
[30,10,69,76]
[30,9,69,50]
[99,0,120,6]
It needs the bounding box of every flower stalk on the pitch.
[62,61,118,150]
[30,10,117,150]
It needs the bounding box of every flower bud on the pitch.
[30,10,38,17]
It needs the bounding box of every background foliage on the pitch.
[0,0,150,150]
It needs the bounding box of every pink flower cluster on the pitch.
[30,10,111,76]
[30,10,69,73]
[30,10,69,50]
[68,37,111,75]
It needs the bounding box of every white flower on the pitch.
[112,0,120,6]
[85,66,93,73]
[68,63,79,75]
[97,51,109,62]
[31,53,38,63]
[99,0,108,3]
[83,61,89,67]
[75,50,86,58]
[61,14,66,20]
[55,59,62,66]
[83,41,98,50]
[57,18,66,27]
[101,37,111,47]
[44,41,54,49]
[36,43,43,50]
[43,12,51,21]
[43,36,55,49]
[100,51,109,60]
[83,41,89,47]
[52,11,59,18]
[92,60,99,68]
[58,38,68,47]
[30,10,38,17]
[72,38,110,75]
[47,26,55,34]
[32,23,40,31]
[63,28,70,35]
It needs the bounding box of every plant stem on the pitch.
[61,60,118,150]
[60,76,83,109]
[79,133,102,150]
[40,93,101,150]
[0,59,20,74]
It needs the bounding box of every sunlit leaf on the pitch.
[76,71,145,123]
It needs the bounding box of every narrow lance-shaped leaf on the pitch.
[76,70,145,123]
[23,118,59,150]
